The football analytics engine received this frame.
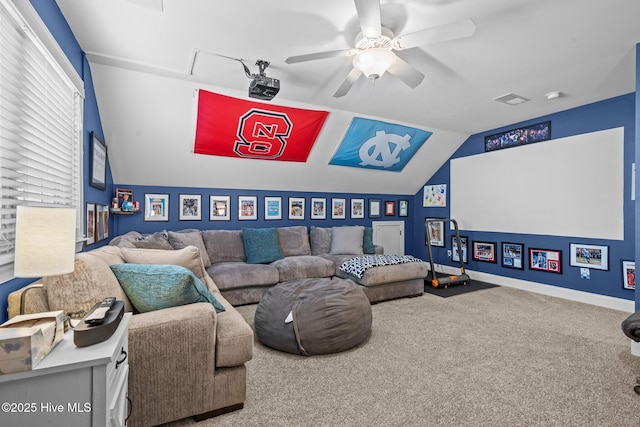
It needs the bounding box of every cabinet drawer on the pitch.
[107,333,129,396]
[109,364,129,427]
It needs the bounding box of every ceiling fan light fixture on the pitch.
[353,48,396,80]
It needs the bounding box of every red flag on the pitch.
[194,90,329,162]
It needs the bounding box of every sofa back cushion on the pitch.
[310,226,332,255]
[167,229,211,267]
[202,229,246,264]
[110,264,225,314]
[277,226,311,256]
[43,252,134,316]
[132,231,172,250]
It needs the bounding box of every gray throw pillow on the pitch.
[133,231,172,250]
[330,226,364,255]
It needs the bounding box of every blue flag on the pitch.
[329,117,432,172]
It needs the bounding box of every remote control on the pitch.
[84,297,116,325]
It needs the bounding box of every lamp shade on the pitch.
[353,48,397,80]
[14,206,77,277]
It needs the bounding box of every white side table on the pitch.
[0,313,131,427]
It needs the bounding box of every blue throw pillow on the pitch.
[363,227,375,254]
[242,227,284,264]
[110,264,225,314]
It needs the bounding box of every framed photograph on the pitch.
[288,197,305,220]
[115,188,134,211]
[368,199,381,219]
[264,196,282,220]
[210,196,230,221]
[89,132,107,190]
[485,121,551,152]
[529,248,562,273]
[238,196,257,220]
[179,194,201,221]
[622,260,635,290]
[569,243,609,270]
[144,193,169,221]
[85,203,96,246]
[502,242,524,270]
[472,241,497,263]
[102,205,109,240]
[96,204,105,242]
[332,198,346,219]
[425,218,445,248]
[451,235,468,263]
[351,198,365,219]
[385,201,395,216]
[398,200,409,217]
[311,198,326,219]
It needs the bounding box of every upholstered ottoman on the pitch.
[336,255,428,303]
[254,277,372,356]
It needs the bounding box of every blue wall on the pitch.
[413,94,636,302]
[107,185,412,238]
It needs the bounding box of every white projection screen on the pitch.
[450,127,624,240]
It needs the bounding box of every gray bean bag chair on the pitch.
[255,277,372,355]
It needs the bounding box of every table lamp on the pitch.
[13,206,77,314]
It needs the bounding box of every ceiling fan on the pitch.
[285,0,476,97]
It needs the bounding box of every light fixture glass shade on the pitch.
[14,206,77,277]
[353,48,397,80]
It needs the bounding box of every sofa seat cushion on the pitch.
[110,264,225,313]
[336,261,429,287]
[206,262,279,291]
[43,252,134,316]
[211,291,254,368]
[271,256,335,282]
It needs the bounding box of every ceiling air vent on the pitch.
[493,93,530,106]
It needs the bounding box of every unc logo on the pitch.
[359,131,412,168]
[235,109,292,159]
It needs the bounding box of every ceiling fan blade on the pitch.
[354,0,381,38]
[285,49,354,64]
[387,57,425,88]
[394,18,476,50]
[333,67,363,97]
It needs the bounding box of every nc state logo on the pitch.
[235,109,292,159]
[359,130,412,168]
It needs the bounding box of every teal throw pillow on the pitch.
[110,264,225,314]
[363,227,375,254]
[242,227,284,264]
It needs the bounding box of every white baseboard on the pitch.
[433,264,636,313]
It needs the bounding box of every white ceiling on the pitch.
[55,0,640,195]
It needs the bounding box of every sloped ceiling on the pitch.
[55,0,640,195]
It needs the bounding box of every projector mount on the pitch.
[238,59,280,101]
[239,59,271,79]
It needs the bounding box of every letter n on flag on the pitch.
[329,117,432,172]
[194,90,329,162]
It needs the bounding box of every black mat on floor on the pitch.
[423,277,499,298]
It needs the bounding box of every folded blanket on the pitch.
[339,254,422,279]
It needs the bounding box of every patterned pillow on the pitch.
[110,264,225,314]
[242,227,284,264]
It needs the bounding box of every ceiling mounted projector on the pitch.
[242,60,280,101]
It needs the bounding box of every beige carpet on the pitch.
[163,286,640,427]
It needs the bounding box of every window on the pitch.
[0,0,85,283]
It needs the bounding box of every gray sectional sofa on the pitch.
[110,225,427,305]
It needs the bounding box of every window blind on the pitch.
[0,0,84,283]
